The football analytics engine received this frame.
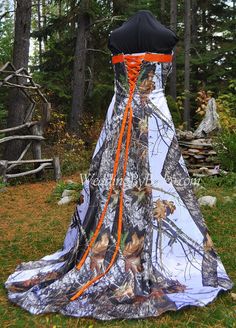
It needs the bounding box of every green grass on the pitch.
[0,176,235,328]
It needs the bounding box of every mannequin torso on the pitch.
[108,10,179,55]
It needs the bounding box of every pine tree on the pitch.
[4,0,32,161]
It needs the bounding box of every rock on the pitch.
[223,196,233,203]
[198,167,210,174]
[208,150,217,155]
[208,169,219,175]
[188,149,200,154]
[66,179,74,184]
[230,292,236,301]
[176,129,194,140]
[185,132,194,140]
[177,130,226,177]
[62,189,76,198]
[58,196,74,205]
[193,155,205,160]
[193,98,221,138]
[198,196,217,207]
[193,183,206,192]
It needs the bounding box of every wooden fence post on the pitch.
[31,124,43,179]
[53,156,61,181]
[0,160,8,183]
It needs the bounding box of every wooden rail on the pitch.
[0,62,61,182]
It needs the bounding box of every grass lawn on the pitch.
[0,174,235,328]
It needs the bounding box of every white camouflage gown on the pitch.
[4,52,233,320]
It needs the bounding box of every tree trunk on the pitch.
[3,0,32,161]
[161,0,165,12]
[69,0,90,133]
[170,0,177,100]
[113,0,129,15]
[37,0,42,67]
[70,0,77,35]
[42,0,47,51]
[87,21,95,99]
[184,0,191,130]
[201,5,207,50]
[191,0,197,45]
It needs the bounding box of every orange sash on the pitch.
[112,52,173,64]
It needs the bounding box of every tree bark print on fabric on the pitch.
[4,52,233,320]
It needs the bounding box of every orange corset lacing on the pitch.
[70,53,172,301]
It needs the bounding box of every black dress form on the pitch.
[108,10,179,55]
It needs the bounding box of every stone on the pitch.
[62,189,76,198]
[198,167,210,173]
[193,155,205,160]
[208,150,217,155]
[193,183,206,192]
[176,129,194,140]
[198,196,217,207]
[193,98,221,138]
[230,293,236,301]
[223,196,233,203]
[188,149,200,154]
[66,179,74,184]
[58,196,74,205]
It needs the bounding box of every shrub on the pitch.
[212,130,236,173]
[216,79,236,132]
[166,95,182,127]
[200,171,236,189]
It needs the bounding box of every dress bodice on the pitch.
[112,52,173,101]
[108,11,177,104]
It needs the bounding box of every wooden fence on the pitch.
[0,62,61,182]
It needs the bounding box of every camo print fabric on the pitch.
[4,53,233,320]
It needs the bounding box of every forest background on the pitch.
[0,0,236,175]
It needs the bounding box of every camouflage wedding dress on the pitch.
[4,52,233,320]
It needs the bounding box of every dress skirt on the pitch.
[4,52,233,320]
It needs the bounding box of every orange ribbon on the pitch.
[112,52,173,65]
[70,53,172,301]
